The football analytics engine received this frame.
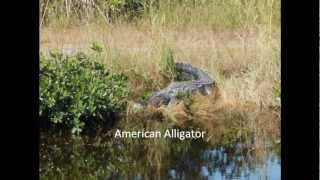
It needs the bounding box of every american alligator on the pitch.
[145,62,215,107]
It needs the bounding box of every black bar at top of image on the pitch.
[281,0,319,179]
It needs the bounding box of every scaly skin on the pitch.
[147,63,214,107]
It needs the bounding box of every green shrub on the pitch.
[40,51,129,134]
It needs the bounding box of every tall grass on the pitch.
[40,0,279,31]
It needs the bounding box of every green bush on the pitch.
[40,51,129,134]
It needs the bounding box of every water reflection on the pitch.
[40,133,280,180]
[163,140,280,180]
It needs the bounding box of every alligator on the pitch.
[144,62,215,107]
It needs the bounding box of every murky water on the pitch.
[40,131,280,180]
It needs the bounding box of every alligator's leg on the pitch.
[148,92,171,107]
[198,83,214,95]
[167,96,178,106]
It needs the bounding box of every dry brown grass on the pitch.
[125,84,279,147]
[41,22,280,106]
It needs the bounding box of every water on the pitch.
[200,153,280,180]
[40,132,280,180]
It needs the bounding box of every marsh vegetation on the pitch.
[40,0,280,179]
